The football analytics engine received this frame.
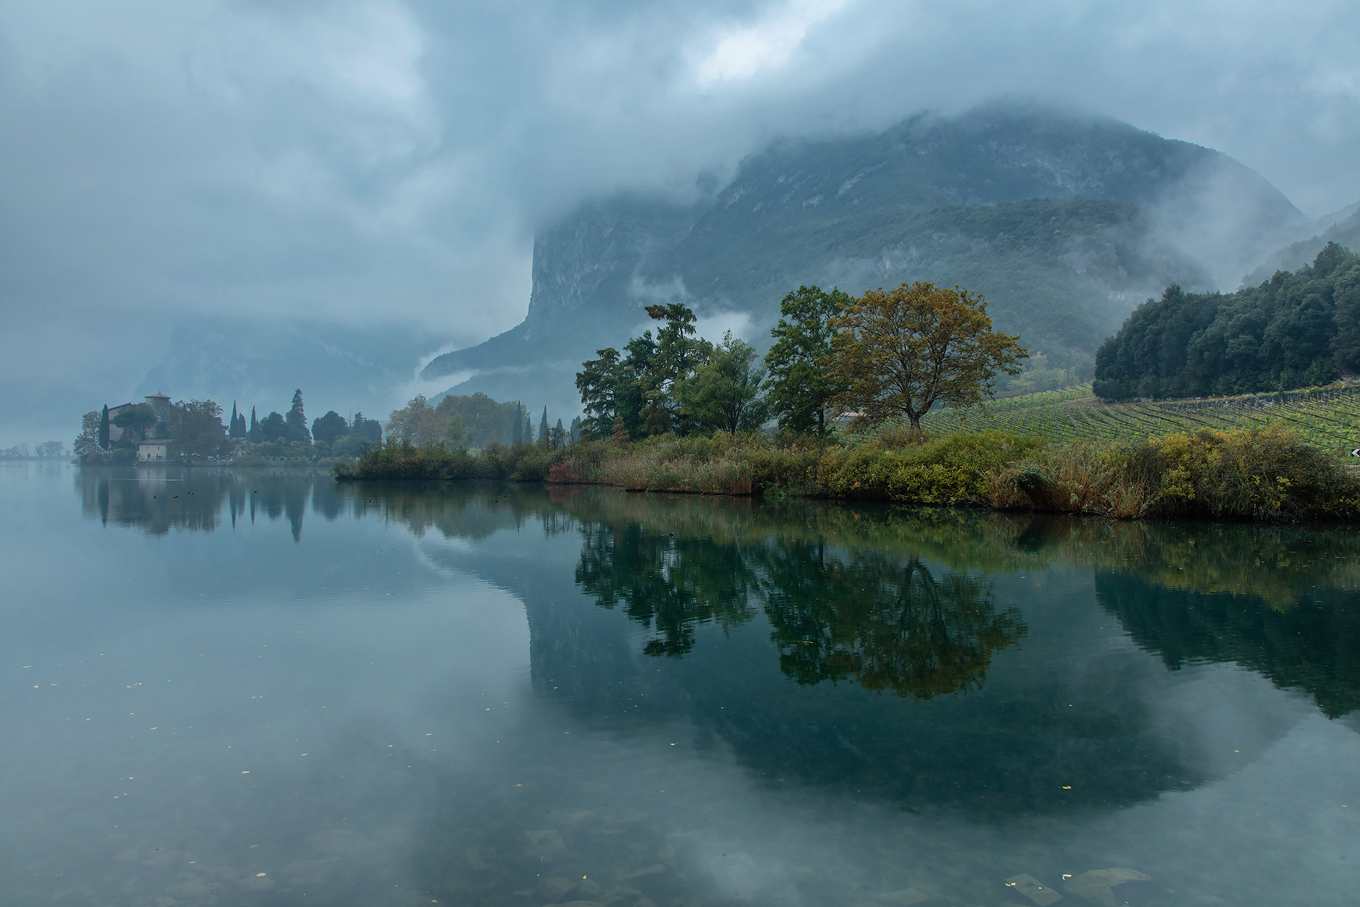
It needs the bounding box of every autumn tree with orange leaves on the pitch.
[828,282,1027,433]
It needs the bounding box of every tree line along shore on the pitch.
[78,244,1360,521]
[338,246,1360,523]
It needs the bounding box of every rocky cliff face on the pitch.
[423,101,1307,413]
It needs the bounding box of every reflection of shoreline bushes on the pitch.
[337,424,1360,523]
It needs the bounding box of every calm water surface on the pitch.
[3,464,1359,907]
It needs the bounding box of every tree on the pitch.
[248,407,261,442]
[575,304,711,441]
[677,332,770,434]
[75,411,101,457]
[434,393,516,447]
[538,407,549,444]
[640,303,710,436]
[442,414,470,448]
[829,282,1027,432]
[548,418,567,449]
[36,440,67,457]
[228,402,247,439]
[311,410,349,443]
[765,285,852,437]
[569,416,582,443]
[351,412,382,444]
[98,405,110,450]
[286,389,310,443]
[386,395,442,443]
[577,347,621,438]
[168,399,227,462]
[113,404,157,441]
[258,411,287,442]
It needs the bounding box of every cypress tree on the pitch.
[510,402,523,444]
[538,407,549,443]
[98,405,110,450]
[286,389,309,442]
[248,406,261,443]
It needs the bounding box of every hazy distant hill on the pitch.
[425,101,1306,415]
[1243,203,1360,286]
[135,317,439,424]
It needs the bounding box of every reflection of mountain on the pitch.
[1096,572,1360,718]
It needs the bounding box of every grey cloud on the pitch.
[2,0,1358,440]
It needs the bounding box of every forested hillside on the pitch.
[1093,243,1360,400]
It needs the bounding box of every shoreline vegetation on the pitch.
[333,423,1360,524]
[335,261,1360,524]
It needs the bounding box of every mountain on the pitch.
[424,101,1308,416]
[1243,201,1360,285]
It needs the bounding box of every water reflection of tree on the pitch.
[570,518,1026,697]
[575,522,758,655]
[763,544,1025,699]
[1097,572,1360,717]
[77,468,239,536]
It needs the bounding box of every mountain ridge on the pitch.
[424,102,1306,415]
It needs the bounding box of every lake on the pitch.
[3,464,1359,907]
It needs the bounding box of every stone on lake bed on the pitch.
[525,829,567,859]
[873,888,929,905]
[1063,868,1151,906]
[1006,873,1063,906]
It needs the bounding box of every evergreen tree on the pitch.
[286,389,310,443]
[538,407,549,443]
[228,402,247,439]
[569,416,582,443]
[248,407,261,443]
[510,402,523,444]
[1094,243,1360,399]
[98,405,110,450]
[765,285,853,436]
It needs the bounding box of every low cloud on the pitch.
[2,0,1358,439]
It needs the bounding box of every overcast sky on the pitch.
[2,0,1358,442]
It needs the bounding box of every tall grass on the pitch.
[337,426,1360,524]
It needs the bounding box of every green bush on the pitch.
[820,432,1044,504]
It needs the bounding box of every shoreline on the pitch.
[332,425,1360,524]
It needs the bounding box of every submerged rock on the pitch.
[525,829,568,860]
[1064,868,1151,906]
[1006,873,1063,906]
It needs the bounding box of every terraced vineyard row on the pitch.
[921,384,1360,454]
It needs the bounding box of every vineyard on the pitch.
[920,384,1360,454]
